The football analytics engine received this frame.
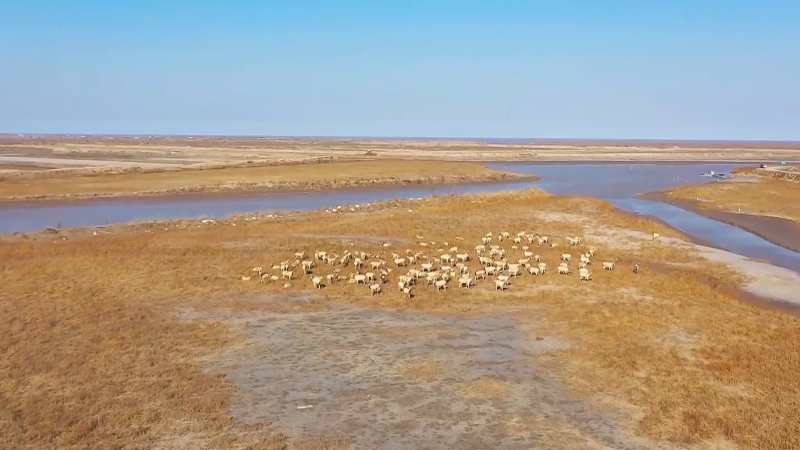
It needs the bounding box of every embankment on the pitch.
[640,190,800,254]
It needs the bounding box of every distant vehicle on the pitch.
[760,164,768,168]
[714,172,727,178]
[701,170,716,177]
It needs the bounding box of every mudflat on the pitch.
[4,189,800,449]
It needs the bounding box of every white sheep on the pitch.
[494,279,508,291]
[580,272,591,281]
[421,263,434,272]
[440,254,452,264]
[603,261,614,271]
[312,276,323,289]
[365,272,375,282]
[301,260,314,272]
[394,258,407,267]
[326,274,335,285]
[295,251,306,259]
[458,277,473,289]
[449,246,459,253]
[371,261,382,270]
[252,267,263,277]
[561,254,572,262]
[479,256,493,266]
[538,262,547,273]
[460,266,470,275]
[558,266,570,275]
[482,236,492,245]
[513,236,522,244]
[653,233,660,240]
[281,270,294,280]
[354,274,367,284]
[475,245,486,254]
[527,266,540,276]
[315,251,326,261]
[370,283,382,295]
[241,275,252,281]
[508,264,520,277]
[475,270,486,280]
[456,253,470,262]
[435,279,448,292]
[523,251,534,259]
[403,287,412,298]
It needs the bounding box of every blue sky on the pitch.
[1,1,798,139]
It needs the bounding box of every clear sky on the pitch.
[1,1,798,140]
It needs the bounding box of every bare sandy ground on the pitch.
[586,225,800,306]
[2,136,800,173]
[182,295,654,450]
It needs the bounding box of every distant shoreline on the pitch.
[2,133,800,148]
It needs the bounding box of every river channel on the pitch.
[2,162,799,273]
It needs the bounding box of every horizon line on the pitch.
[2,133,800,145]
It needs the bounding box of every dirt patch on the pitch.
[183,300,650,450]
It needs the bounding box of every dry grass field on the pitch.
[662,171,800,224]
[2,190,800,449]
[2,135,799,172]
[0,160,524,200]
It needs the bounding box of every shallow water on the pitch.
[488,162,744,198]
[0,179,540,233]
[608,198,800,273]
[2,162,799,274]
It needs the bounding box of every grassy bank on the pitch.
[0,160,526,201]
[659,172,800,224]
[2,190,799,449]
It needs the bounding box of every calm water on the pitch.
[3,162,799,273]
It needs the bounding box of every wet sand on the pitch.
[641,190,800,254]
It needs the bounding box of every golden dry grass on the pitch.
[0,159,522,200]
[663,177,800,223]
[462,378,512,398]
[2,189,799,449]
[400,358,444,382]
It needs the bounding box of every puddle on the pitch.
[183,301,651,450]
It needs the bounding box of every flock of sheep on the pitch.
[243,230,656,296]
